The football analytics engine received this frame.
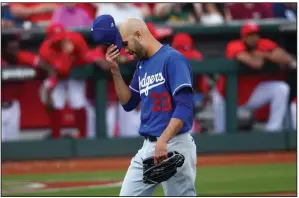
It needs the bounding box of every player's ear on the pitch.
[135,31,142,40]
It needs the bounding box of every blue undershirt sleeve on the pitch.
[171,87,193,123]
[122,89,141,112]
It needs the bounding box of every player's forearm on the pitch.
[159,118,184,143]
[267,48,294,66]
[111,68,132,104]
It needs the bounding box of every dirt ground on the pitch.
[2,151,297,196]
[2,151,296,175]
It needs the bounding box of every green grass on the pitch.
[2,163,296,196]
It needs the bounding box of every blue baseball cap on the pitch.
[91,15,123,50]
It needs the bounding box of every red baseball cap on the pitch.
[46,23,67,43]
[146,23,173,40]
[172,33,193,51]
[241,21,260,37]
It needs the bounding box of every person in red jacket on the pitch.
[172,33,203,60]
[213,21,295,133]
[39,23,107,139]
[2,34,56,142]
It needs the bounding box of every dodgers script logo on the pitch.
[139,72,165,96]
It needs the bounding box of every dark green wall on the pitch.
[2,131,296,161]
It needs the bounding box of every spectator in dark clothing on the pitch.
[228,3,273,20]
[273,3,297,21]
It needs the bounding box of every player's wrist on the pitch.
[159,131,172,143]
[110,67,120,75]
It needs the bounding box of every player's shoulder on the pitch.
[226,39,245,49]
[165,46,188,62]
[257,38,278,50]
[226,40,246,58]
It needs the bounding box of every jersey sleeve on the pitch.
[129,65,140,93]
[192,50,203,61]
[167,54,193,96]
[258,39,278,51]
[39,42,73,76]
[226,41,246,59]
[73,33,96,63]
[17,51,40,67]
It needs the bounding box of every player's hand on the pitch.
[105,45,120,72]
[154,138,168,165]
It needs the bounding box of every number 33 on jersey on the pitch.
[129,45,193,137]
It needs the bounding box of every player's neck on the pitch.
[146,39,163,58]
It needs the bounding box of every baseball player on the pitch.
[2,34,56,142]
[213,22,295,133]
[92,15,197,196]
[106,23,172,138]
[39,23,107,139]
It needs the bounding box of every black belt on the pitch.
[143,132,185,142]
[143,135,158,142]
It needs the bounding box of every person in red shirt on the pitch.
[227,3,273,20]
[39,23,107,139]
[1,34,56,142]
[290,97,296,130]
[172,33,203,60]
[76,3,97,20]
[9,3,59,25]
[212,21,295,133]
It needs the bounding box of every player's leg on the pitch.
[68,79,87,138]
[1,101,21,142]
[245,81,290,131]
[212,89,226,133]
[162,133,197,196]
[120,140,159,196]
[50,81,67,138]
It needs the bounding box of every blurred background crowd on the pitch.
[1,2,297,141]
[1,2,297,28]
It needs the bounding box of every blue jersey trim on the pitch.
[172,83,193,96]
[129,85,140,93]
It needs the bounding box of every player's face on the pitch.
[5,40,19,57]
[243,33,260,49]
[122,34,146,59]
